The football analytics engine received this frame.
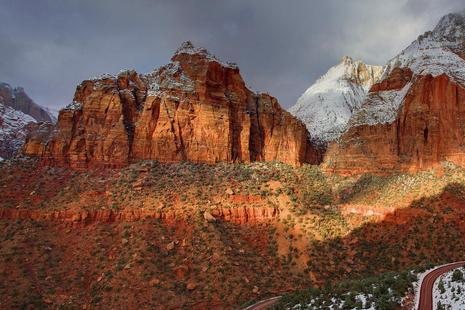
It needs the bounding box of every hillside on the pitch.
[2,158,465,308]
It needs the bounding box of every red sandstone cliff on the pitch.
[24,42,320,168]
[324,12,465,174]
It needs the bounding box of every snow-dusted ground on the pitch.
[285,272,416,310]
[289,56,382,143]
[433,267,465,310]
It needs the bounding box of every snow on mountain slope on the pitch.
[0,101,36,158]
[382,11,465,84]
[0,82,56,123]
[289,56,383,143]
[350,11,465,127]
[0,82,56,158]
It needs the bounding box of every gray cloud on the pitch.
[0,0,464,112]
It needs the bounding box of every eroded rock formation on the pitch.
[24,42,319,168]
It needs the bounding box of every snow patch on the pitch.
[433,267,465,310]
[349,82,411,127]
[89,73,116,81]
[63,101,83,111]
[145,61,195,97]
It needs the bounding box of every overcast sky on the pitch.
[1,0,464,112]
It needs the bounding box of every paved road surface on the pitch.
[417,261,464,310]
[242,296,282,310]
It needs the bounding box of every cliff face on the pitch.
[324,12,465,174]
[24,42,319,168]
[289,56,383,144]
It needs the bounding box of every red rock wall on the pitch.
[24,51,319,168]
[0,206,279,225]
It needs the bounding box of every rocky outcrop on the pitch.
[324,12,465,174]
[289,56,383,144]
[24,42,320,168]
[21,122,55,158]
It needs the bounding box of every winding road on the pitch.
[417,261,464,310]
[242,296,282,310]
[242,261,465,310]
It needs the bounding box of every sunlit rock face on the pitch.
[24,42,320,169]
[324,12,465,174]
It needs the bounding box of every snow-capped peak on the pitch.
[289,57,383,143]
[432,11,465,43]
[349,11,465,128]
[380,11,465,85]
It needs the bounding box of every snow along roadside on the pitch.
[413,262,465,310]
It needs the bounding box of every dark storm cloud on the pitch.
[0,0,464,112]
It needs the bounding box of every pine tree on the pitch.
[438,279,446,294]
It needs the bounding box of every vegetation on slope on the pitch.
[2,158,465,308]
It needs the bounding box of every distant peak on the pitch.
[341,56,354,64]
[179,40,194,50]
[14,86,25,93]
[174,41,212,58]
[432,11,465,40]
[0,82,12,89]
[172,41,238,68]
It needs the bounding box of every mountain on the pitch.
[289,56,383,144]
[0,83,55,158]
[324,11,465,174]
[0,83,56,123]
[0,103,36,159]
[24,41,320,169]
